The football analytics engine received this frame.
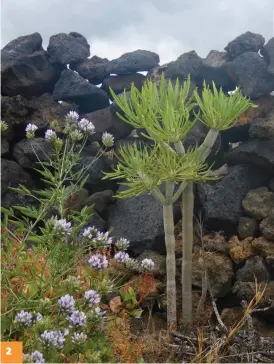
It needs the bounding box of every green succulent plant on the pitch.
[105,74,256,329]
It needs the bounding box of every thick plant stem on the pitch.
[182,182,194,327]
[198,129,219,161]
[178,129,219,326]
[163,181,177,330]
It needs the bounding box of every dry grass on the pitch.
[107,313,144,363]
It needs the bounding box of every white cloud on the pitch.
[1,0,273,64]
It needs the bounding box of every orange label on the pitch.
[1,342,23,363]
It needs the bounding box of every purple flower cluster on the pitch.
[14,310,42,327]
[68,310,87,328]
[115,237,130,251]
[83,227,112,249]
[88,253,108,271]
[66,111,79,122]
[102,132,114,147]
[34,312,43,323]
[25,123,38,133]
[58,294,76,315]
[77,118,95,135]
[82,226,98,239]
[125,258,139,270]
[71,332,87,344]
[24,350,45,363]
[25,123,38,139]
[114,251,130,263]
[39,329,68,349]
[52,218,72,235]
[14,310,32,327]
[84,290,100,307]
[141,258,155,272]
[45,129,57,141]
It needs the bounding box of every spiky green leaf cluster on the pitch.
[194,82,257,130]
[110,74,197,143]
[103,142,216,199]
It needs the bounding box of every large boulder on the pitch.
[108,50,160,75]
[228,236,254,264]
[197,165,270,235]
[164,51,203,82]
[1,93,78,140]
[85,189,114,216]
[145,63,197,95]
[225,139,274,173]
[221,95,274,145]
[107,185,163,255]
[242,187,274,220]
[1,139,9,156]
[2,50,62,97]
[107,184,180,255]
[64,188,90,213]
[1,32,62,97]
[252,236,274,258]
[146,63,172,86]
[261,37,274,75]
[236,256,269,283]
[177,248,234,297]
[1,159,33,196]
[249,108,274,139]
[70,56,110,84]
[27,94,78,130]
[224,31,265,60]
[1,189,37,210]
[73,149,114,192]
[197,50,235,91]
[224,52,274,99]
[12,137,52,169]
[148,50,234,91]
[1,95,29,127]
[53,69,109,113]
[260,214,274,240]
[47,32,90,65]
[237,216,258,239]
[84,105,133,142]
[1,32,43,60]
[101,73,145,99]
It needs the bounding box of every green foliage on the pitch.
[110,74,197,143]
[103,138,217,200]
[1,113,149,362]
[194,82,256,130]
[105,74,255,329]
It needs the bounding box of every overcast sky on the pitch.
[1,0,273,64]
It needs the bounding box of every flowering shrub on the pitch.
[1,110,156,362]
